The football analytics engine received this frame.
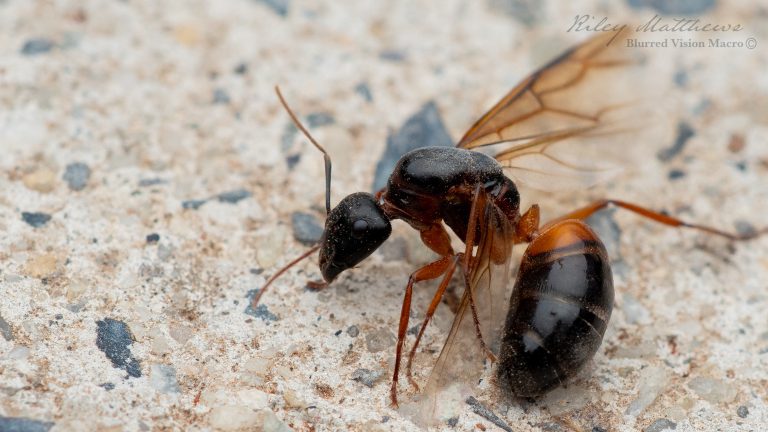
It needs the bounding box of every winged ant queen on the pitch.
[253,30,766,415]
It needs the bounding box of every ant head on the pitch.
[319,192,391,282]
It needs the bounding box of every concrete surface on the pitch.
[1,0,767,431]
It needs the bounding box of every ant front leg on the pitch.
[391,251,456,408]
[543,199,767,241]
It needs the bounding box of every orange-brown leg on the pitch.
[391,256,455,408]
[515,204,540,243]
[404,253,461,390]
[543,199,766,240]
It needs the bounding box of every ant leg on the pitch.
[391,255,455,408]
[543,199,767,240]
[405,253,461,391]
[515,204,540,243]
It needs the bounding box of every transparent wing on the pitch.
[403,193,516,425]
[457,31,651,190]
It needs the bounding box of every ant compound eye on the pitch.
[351,219,368,238]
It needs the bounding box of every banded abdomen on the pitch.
[497,220,613,397]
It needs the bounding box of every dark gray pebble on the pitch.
[22,212,52,228]
[488,0,543,26]
[627,0,715,15]
[354,82,373,102]
[306,112,335,128]
[446,416,459,427]
[592,427,608,432]
[21,38,55,56]
[644,418,677,432]
[372,101,452,191]
[291,212,324,245]
[0,314,13,341]
[346,325,360,337]
[216,189,251,204]
[100,382,115,391]
[657,121,694,161]
[253,0,289,17]
[668,169,686,180]
[0,416,54,432]
[244,289,278,321]
[351,368,384,387]
[234,63,248,75]
[95,318,142,378]
[62,162,91,191]
[379,50,406,62]
[138,178,166,187]
[182,199,207,210]
[146,233,160,244]
[212,88,231,104]
[737,405,749,418]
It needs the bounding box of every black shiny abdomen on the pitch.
[497,220,613,398]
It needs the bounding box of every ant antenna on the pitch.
[251,87,332,309]
[275,86,333,215]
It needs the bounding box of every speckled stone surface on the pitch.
[1,1,767,431]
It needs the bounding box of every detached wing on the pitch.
[457,31,645,190]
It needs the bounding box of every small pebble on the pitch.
[736,405,749,418]
[96,318,142,378]
[657,121,694,161]
[182,199,207,210]
[100,382,115,391]
[673,69,688,88]
[146,233,160,244]
[627,0,715,15]
[446,417,459,427]
[0,314,13,341]
[253,0,289,17]
[668,169,686,180]
[234,62,248,74]
[21,38,55,55]
[734,220,756,237]
[644,418,677,432]
[216,189,251,204]
[0,416,54,432]
[488,0,542,26]
[354,82,373,102]
[24,253,59,279]
[283,388,308,409]
[306,112,335,128]
[138,178,166,187]
[379,50,406,62]
[62,162,91,191]
[149,364,181,394]
[351,368,384,387]
[208,406,260,431]
[365,327,396,352]
[346,325,359,337]
[373,101,452,190]
[592,427,608,432]
[22,212,52,228]
[212,88,231,104]
[687,376,737,403]
[625,366,669,416]
[22,167,56,192]
[291,212,324,245]
[244,290,278,321]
